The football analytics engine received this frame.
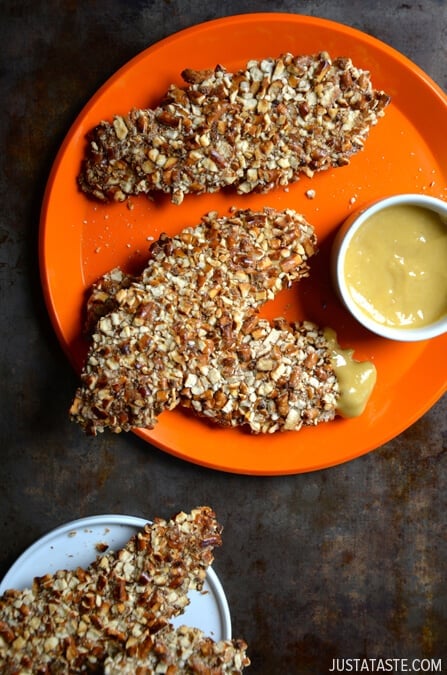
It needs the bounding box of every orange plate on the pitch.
[39,13,447,475]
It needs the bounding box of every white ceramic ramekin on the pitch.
[331,193,447,341]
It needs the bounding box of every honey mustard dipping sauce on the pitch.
[343,204,447,329]
[324,328,376,418]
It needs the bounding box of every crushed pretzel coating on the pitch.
[0,507,224,673]
[69,208,339,436]
[104,624,250,674]
[78,52,390,205]
[180,317,338,434]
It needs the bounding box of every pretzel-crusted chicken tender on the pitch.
[70,207,339,436]
[78,52,389,205]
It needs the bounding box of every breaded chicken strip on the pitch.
[0,508,222,673]
[70,208,321,435]
[78,52,389,205]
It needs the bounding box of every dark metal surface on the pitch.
[1,1,446,673]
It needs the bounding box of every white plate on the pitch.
[0,514,232,640]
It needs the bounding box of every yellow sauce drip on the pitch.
[344,204,447,328]
[324,328,377,418]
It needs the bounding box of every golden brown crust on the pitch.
[70,208,334,436]
[78,52,390,205]
[0,508,222,673]
[103,624,250,674]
